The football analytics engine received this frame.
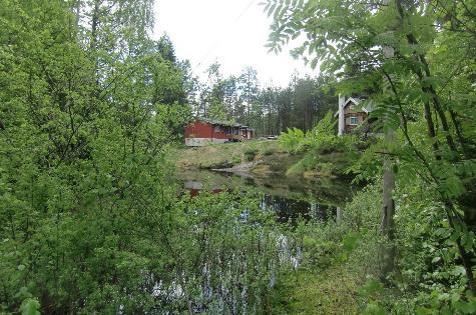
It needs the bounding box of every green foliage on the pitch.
[333,177,476,313]
[278,127,307,153]
[279,111,337,153]
[263,147,276,156]
[19,298,41,315]
[268,267,360,314]
[194,65,337,137]
[265,0,476,311]
[0,0,256,313]
[231,155,242,164]
[244,147,259,161]
[279,111,360,176]
[146,191,295,313]
[285,154,318,176]
[267,175,474,313]
[0,0,475,313]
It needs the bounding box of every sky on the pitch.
[153,0,314,87]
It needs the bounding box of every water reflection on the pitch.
[184,180,223,197]
[153,169,353,312]
[260,195,336,223]
[179,169,353,223]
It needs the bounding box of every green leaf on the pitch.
[19,298,41,315]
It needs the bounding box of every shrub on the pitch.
[263,147,276,156]
[278,127,307,153]
[231,155,242,164]
[278,111,360,176]
[244,148,258,161]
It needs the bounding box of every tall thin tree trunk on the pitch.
[74,0,81,29]
[423,100,441,159]
[380,8,396,278]
[380,129,396,279]
[449,108,469,157]
[336,207,342,224]
[90,0,101,83]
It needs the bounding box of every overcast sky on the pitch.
[153,0,314,87]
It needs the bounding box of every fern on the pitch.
[278,127,306,153]
[278,111,359,176]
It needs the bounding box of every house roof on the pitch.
[194,118,254,130]
[344,97,360,108]
[334,97,374,116]
[345,98,375,113]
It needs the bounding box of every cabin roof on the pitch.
[191,118,254,130]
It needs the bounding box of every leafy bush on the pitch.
[285,154,318,176]
[335,178,476,313]
[263,147,276,156]
[231,155,242,164]
[244,148,258,161]
[278,111,360,176]
[278,127,307,153]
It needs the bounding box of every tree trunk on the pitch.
[90,0,101,83]
[338,94,345,136]
[336,207,342,224]
[380,129,396,279]
[380,7,397,278]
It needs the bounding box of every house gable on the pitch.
[338,96,372,135]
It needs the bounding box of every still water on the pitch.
[145,169,357,313]
[177,169,355,223]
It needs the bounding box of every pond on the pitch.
[176,169,356,223]
[148,168,358,312]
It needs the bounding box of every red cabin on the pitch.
[185,118,254,147]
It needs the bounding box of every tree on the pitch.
[291,75,336,131]
[264,0,476,290]
[200,62,229,120]
[0,0,190,312]
[222,75,240,118]
[237,67,260,125]
[157,34,177,63]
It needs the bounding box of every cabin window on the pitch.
[214,126,222,133]
[350,116,358,125]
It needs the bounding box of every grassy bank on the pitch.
[172,139,354,179]
[172,140,300,175]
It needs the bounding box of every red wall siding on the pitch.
[213,130,230,139]
[185,122,214,138]
[185,121,252,141]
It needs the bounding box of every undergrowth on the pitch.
[278,111,360,177]
[270,181,476,314]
